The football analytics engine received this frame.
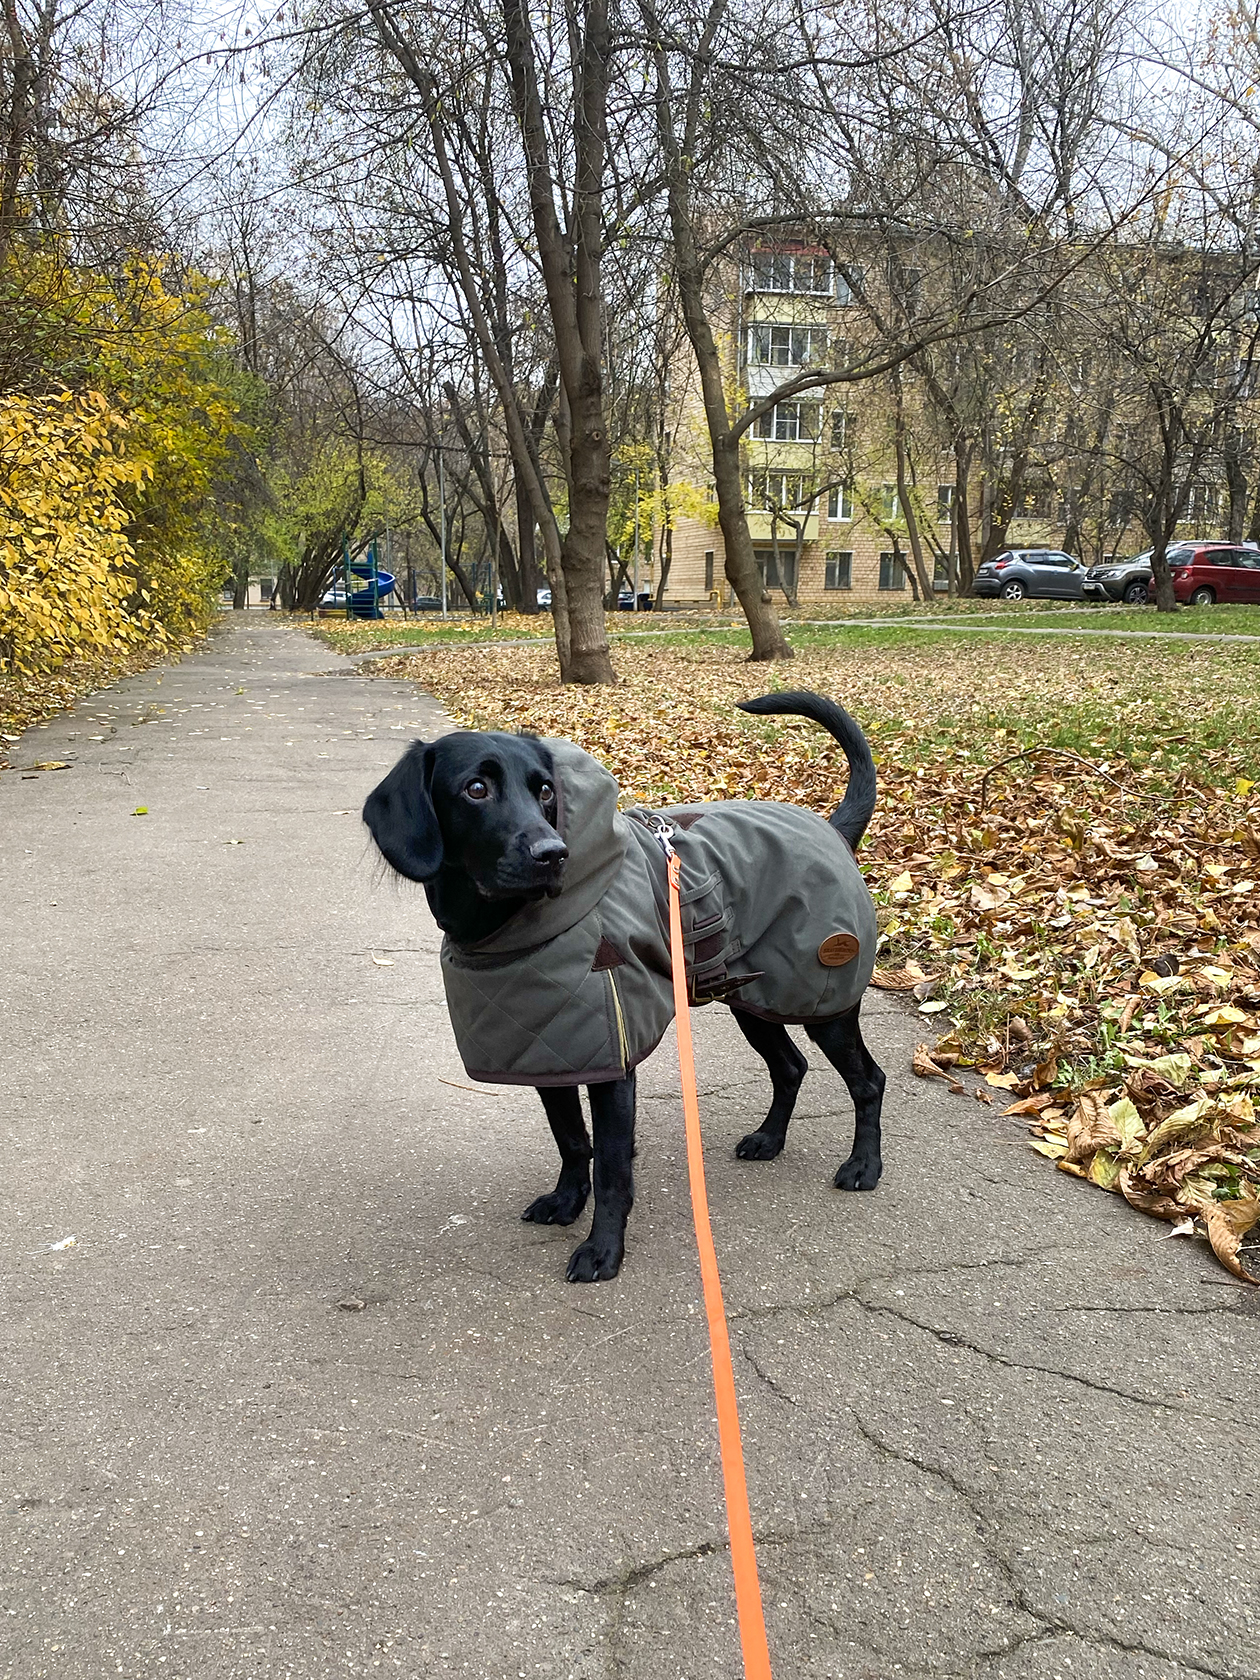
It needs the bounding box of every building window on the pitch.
[825,550,853,590]
[879,551,906,590]
[830,410,852,449]
[936,484,954,523]
[877,484,901,522]
[703,550,714,592]
[826,485,854,521]
[748,323,827,367]
[933,556,949,591]
[753,548,797,592]
[835,265,864,306]
[753,400,820,441]
[748,471,813,511]
[750,251,833,294]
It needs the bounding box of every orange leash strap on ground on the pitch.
[666,848,774,1680]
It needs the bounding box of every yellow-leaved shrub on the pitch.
[0,390,159,675]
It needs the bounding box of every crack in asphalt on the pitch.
[845,1414,1247,1680]
[731,1266,1234,1421]
[741,1343,799,1407]
[850,1295,1231,1420]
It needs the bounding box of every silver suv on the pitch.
[973,549,1087,601]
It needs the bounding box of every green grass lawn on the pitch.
[309,596,1260,656]
[980,602,1260,634]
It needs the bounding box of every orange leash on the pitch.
[666,848,774,1680]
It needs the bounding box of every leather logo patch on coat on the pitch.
[818,932,860,968]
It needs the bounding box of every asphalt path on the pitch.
[3,614,1257,1680]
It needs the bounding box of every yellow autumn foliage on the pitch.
[0,256,257,675]
[0,390,158,674]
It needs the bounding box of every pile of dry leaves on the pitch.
[369,632,1260,1277]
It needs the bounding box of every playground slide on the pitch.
[347,563,395,619]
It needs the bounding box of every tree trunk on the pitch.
[500,0,614,684]
[1149,530,1177,612]
[644,7,791,661]
[557,375,615,681]
[444,381,524,609]
[514,474,543,611]
[954,439,975,594]
[367,1,574,669]
[654,513,673,607]
[892,377,936,601]
[1225,422,1248,542]
[0,0,35,261]
[232,554,249,610]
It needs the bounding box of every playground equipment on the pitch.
[339,541,396,619]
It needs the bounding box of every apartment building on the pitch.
[657,238,1197,607]
[661,240,957,606]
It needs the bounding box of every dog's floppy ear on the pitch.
[363,742,444,881]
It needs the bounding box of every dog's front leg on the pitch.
[523,1088,593,1227]
[565,1074,636,1283]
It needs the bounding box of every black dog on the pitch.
[364,691,885,1282]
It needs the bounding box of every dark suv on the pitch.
[1083,552,1154,603]
[973,549,1088,600]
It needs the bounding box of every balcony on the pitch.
[746,511,818,541]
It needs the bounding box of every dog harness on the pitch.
[439,739,877,1086]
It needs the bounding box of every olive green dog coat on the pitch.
[439,739,876,1086]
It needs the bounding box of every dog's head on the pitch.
[363,731,568,900]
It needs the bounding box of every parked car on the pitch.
[1083,551,1154,604]
[536,587,553,608]
[973,548,1088,600]
[1169,541,1260,606]
[615,590,654,610]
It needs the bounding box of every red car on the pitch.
[1168,541,1260,605]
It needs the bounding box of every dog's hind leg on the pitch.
[522,1088,592,1227]
[805,1004,885,1191]
[565,1074,636,1283]
[730,1008,808,1160]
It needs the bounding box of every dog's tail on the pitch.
[736,690,877,851]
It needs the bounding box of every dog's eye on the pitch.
[465,778,490,800]
[539,782,555,803]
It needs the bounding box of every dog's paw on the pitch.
[833,1153,882,1191]
[735,1129,785,1161]
[521,1183,590,1226]
[565,1237,624,1283]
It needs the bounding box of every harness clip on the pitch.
[640,811,677,858]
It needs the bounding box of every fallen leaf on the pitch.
[1181,1191,1260,1282]
[1066,1090,1122,1162]
[912,1042,964,1094]
[1002,1092,1056,1116]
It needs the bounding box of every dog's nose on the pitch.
[530,836,568,866]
